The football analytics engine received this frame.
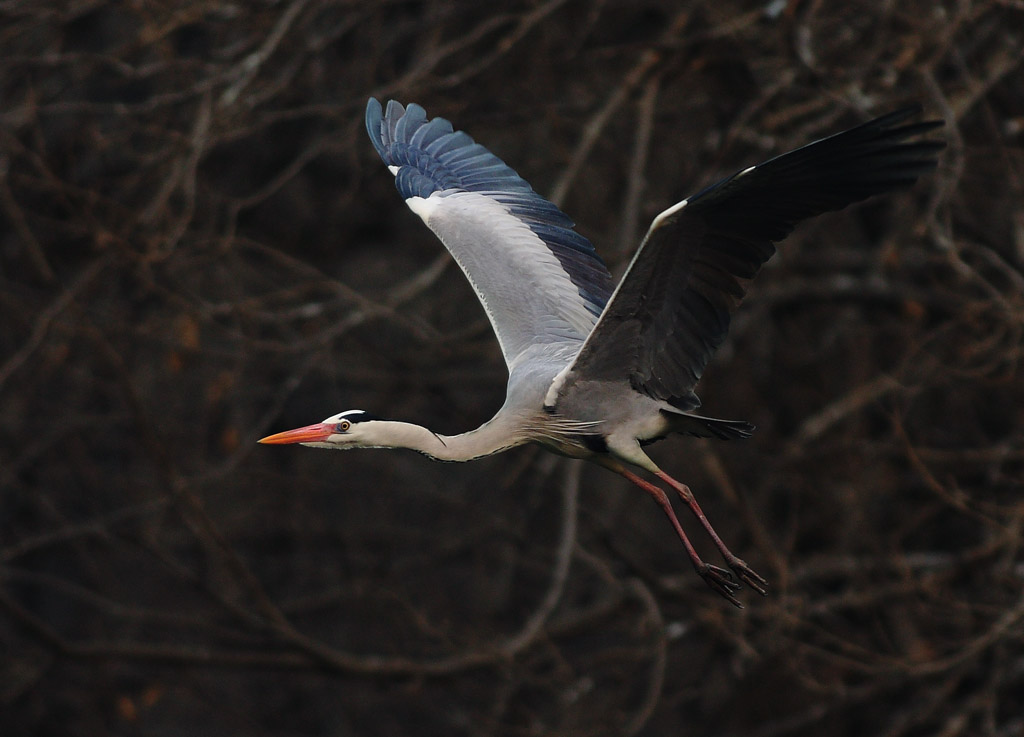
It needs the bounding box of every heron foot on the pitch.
[698,563,743,607]
[618,466,766,605]
[726,557,769,596]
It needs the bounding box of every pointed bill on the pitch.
[258,423,334,445]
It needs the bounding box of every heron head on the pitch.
[258,410,386,449]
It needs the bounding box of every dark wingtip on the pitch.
[365,97,385,159]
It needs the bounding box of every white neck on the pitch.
[360,417,524,462]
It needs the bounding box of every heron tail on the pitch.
[660,409,755,440]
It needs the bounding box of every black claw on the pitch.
[729,558,769,597]
[699,563,744,607]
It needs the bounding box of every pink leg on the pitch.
[655,470,768,596]
[619,469,743,606]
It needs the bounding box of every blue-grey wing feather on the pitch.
[366,98,613,368]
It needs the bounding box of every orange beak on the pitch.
[258,423,334,445]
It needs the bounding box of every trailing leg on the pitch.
[618,468,743,606]
[655,470,768,596]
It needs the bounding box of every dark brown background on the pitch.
[2,1,1022,735]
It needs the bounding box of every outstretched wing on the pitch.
[366,98,613,369]
[554,106,945,410]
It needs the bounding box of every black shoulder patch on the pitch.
[580,434,609,454]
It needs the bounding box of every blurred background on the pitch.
[2,1,1023,735]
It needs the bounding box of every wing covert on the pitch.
[554,106,945,410]
[366,98,614,368]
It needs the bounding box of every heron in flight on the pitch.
[261,98,944,605]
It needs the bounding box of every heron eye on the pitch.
[335,420,351,432]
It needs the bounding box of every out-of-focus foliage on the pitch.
[2,1,1022,735]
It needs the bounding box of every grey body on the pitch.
[261,99,944,605]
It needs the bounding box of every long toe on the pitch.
[699,563,743,607]
[729,558,769,596]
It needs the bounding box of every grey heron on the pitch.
[260,98,944,605]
